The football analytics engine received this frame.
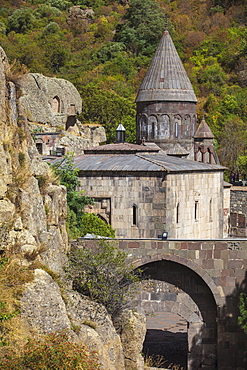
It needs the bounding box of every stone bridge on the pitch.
[75,238,247,370]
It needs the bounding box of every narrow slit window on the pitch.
[195,201,198,220]
[175,122,178,138]
[209,199,212,221]
[133,205,137,226]
[151,122,155,139]
[176,203,179,223]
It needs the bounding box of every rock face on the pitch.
[18,73,106,155]
[22,270,126,370]
[66,291,126,370]
[19,73,82,128]
[0,47,146,370]
[114,310,146,370]
[67,6,95,32]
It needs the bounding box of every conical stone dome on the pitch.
[136,30,197,103]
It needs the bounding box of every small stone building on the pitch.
[76,143,224,239]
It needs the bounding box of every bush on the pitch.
[238,293,247,334]
[66,241,141,318]
[0,332,100,370]
[7,8,36,34]
[80,213,115,238]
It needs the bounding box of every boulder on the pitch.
[114,309,146,370]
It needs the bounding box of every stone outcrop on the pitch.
[114,310,146,370]
[67,6,95,32]
[0,46,146,370]
[66,291,126,370]
[22,270,126,370]
[18,73,106,155]
[19,73,82,128]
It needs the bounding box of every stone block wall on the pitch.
[230,187,247,215]
[79,172,166,238]
[166,171,224,239]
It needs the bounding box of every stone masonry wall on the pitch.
[230,187,247,215]
[79,173,166,238]
[166,171,224,239]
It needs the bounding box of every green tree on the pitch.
[50,154,94,238]
[50,154,115,239]
[238,293,247,334]
[7,8,36,34]
[66,241,141,318]
[114,0,165,56]
[79,85,136,143]
[217,115,247,174]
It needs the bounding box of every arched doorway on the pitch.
[133,259,218,370]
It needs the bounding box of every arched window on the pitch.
[133,204,138,226]
[52,96,60,113]
[148,115,157,140]
[174,115,181,138]
[160,114,170,139]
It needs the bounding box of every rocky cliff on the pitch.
[0,48,146,370]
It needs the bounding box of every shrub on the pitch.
[238,293,247,334]
[80,213,115,238]
[66,241,142,318]
[0,332,100,370]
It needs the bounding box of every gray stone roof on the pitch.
[194,119,214,139]
[135,30,197,103]
[73,152,224,173]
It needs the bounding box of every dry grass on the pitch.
[5,60,29,83]
[144,354,167,368]
[0,254,35,357]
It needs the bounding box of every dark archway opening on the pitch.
[134,259,218,370]
[66,116,76,130]
[143,312,188,369]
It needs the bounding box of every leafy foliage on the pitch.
[2,0,247,169]
[114,0,165,56]
[0,332,100,370]
[50,154,115,239]
[238,293,247,334]
[79,85,136,143]
[66,241,141,318]
[80,213,115,238]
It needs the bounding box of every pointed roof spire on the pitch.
[135,30,197,103]
[194,118,214,139]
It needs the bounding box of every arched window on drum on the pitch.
[159,114,170,139]
[148,115,158,140]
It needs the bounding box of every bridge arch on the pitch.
[132,252,225,306]
[131,253,221,369]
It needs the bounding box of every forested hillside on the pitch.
[1,0,247,178]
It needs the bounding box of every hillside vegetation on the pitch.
[1,0,247,177]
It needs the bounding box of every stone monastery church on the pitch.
[73,30,229,240]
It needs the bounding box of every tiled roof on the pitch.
[135,30,197,103]
[73,152,224,173]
